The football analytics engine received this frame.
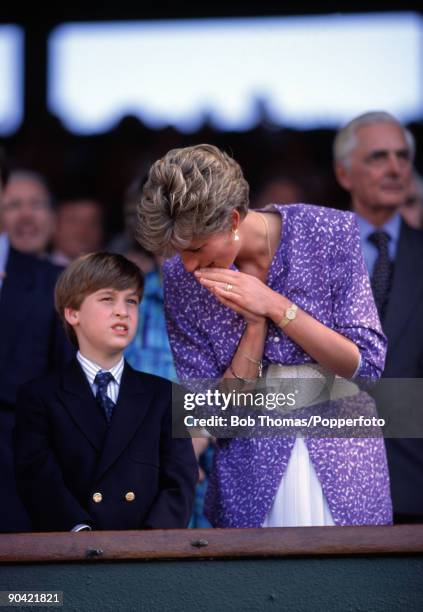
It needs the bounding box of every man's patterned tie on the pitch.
[94,371,116,423]
[368,231,393,320]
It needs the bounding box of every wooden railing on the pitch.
[1,525,423,564]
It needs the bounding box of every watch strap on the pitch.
[277,303,298,329]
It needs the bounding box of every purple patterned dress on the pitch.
[163,204,392,527]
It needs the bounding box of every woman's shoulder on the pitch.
[269,203,355,227]
[269,204,358,245]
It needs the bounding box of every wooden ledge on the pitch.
[1,525,423,563]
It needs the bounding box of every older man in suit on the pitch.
[0,152,73,532]
[334,111,423,523]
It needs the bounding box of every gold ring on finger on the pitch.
[225,283,233,292]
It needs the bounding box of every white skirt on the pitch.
[262,363,335,527]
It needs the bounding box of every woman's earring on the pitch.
[232,228,240,242]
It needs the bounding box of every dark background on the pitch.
[1,1,422,236]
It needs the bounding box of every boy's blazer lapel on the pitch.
[95,363,148,480]
[59,359,108,450]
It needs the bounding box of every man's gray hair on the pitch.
[333,111,415,168]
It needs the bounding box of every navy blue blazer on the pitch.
[378,221,423,517]
[0,247,74,532]
[0,247,73,407]
[14,359,197,531]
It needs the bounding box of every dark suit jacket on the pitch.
[379,221,423,516]
[0,247,74,532]
[14,359,197,531]
[0,247,73,407]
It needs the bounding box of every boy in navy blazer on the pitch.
[14,252,197,531]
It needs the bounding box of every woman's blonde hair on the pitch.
[136,144,249,255]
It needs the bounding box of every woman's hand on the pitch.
[194,268,283,320]
[213,287,266,325]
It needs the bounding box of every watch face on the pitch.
[287,309,296,320]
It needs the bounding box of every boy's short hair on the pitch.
[55,252,144,345]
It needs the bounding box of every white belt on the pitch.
[265,363,358,412]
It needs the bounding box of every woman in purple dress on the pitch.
[137,144,392,527]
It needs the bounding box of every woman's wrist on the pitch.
[224,318,267,382]
[266,291,291,323]
[245,317,268,333]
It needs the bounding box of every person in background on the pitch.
[108,180,143,256]
[51,196,104,266]
[0,170,55,257]
[401,171,423,230]
[334,111,423,523]
[0,154,73,533]
[251,176,305,209]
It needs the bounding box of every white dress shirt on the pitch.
[77,351,124,403]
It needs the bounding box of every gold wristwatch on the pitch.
[277,302,298,329]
